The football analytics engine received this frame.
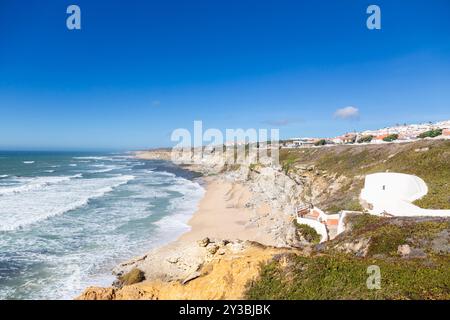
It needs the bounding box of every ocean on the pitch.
[0,151,204,300]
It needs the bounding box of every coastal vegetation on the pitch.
[245,253,449,299]
[357,135,374,143]
[382,134,399,142]
[339,214,449,257]
[245,215,450,300]
[118,268,145,286]
[293,221,321,244]
[417,129,443,139]
[314,139,327,146]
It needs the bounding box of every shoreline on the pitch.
[77,151,296,299]
[176,176,276,245]
[134,151,279,246]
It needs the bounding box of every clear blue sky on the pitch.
[1,0,449,150]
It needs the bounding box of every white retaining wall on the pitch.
[361,172,450,217]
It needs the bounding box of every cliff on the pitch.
[77,241,297,300]
[78,215,450,300]
[79,141,450,300]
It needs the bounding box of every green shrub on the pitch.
[383,134,399,142]
[314,139,327,146]
[357,135,374,143]
[417,129,443,139]
[293,221,321,244]
[118,268,145,286]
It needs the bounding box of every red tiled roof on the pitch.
[375,134,390,140]
[326,219,339,226]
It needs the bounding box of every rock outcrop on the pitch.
[77,241,295,300]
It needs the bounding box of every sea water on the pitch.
[0,151,204,299]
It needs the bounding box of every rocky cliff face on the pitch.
[136,148,337,212]
[88,148,356,300]
[84,145,450,300]
[77,241,296,300]
[135,148,345,247]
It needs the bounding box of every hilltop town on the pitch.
[283,119,450,147]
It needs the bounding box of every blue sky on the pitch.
[1,0,449,150]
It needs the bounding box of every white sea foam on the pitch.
[73,156,108,160]
[23,161,35,164]
[0,175,8,178]
[0,174,82,196]
[90,168,115,173]
[88,163,123,173]
[155,171,176,177]
[0,174,135,231]
[0,155,207,300]
[154,177,204,237]
[73,156,121,161]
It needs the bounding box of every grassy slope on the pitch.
[246,254,449,300]
[245,214,450,300]
[279,140,450,210]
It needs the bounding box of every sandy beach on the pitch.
[134,150,285,247]
[77,152,299,299]
[77,166,291,300]
[177,176,276,245]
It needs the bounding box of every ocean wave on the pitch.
[90,168,117,173]
[0,174,82,196]
[73,156,108,160]
[0,174,135,231]
[72,156,118,161]
[0,159,206,300]
[154,171,176,177]
[23,161,35,164]
[88,164,124,173]
[154,177,204,235]
[0,175,8,178]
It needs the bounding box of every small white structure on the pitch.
[361,172,450,217]
[296,206,343,242]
